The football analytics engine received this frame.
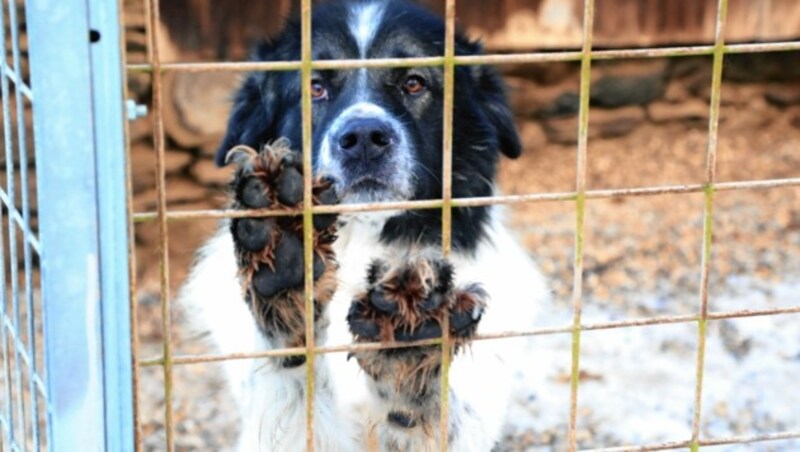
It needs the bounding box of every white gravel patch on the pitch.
[504,278,800,451]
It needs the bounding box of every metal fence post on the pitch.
[25,0,133,450]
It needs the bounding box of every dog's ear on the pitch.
[459,40,522,159]
[215,42,281,166]
[473,66,522,159]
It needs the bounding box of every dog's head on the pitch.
[217,0,521,249]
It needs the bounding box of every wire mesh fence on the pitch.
[0,0,49,450]
[126,0,800,451]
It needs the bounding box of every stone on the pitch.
[591,73,665,108]
[128,115,153,143]
[542,106,645,144]
[595,59,669,79]
[720,84,767,107]
[647,99,710,123]
[669,57,710,80]
[502,61,578,86]
[190,159,234,187]
[506,77,580,118]
[542,115,580,144]
[198,139,222,158]
[518,120,548,150]
[791,110,800,130]
[539,92,580,118]
[130,145,194,193]
[764,84,800,108]
[679,63,713,100]
[591,106,646,138]
[133,178,210,212]
[663,80,690,103]
[590,59,668,108]
[724,52,800,83]
[162,70,238,148]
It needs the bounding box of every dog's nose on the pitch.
[336,118,395,161]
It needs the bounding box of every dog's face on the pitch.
[217,0,521,249]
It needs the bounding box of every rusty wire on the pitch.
[690,1,729,449]
[126,0,800,450]
[437,0,457,448]
[138,303,800,366]
[567,0,595,449]
[131,177,800,223]
[143,0,175,449]
[125,41,800,73]
[299,0,317,448]
[582,430,800,452]
[123,0,144,447]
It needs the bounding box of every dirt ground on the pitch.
[134,79,800,451]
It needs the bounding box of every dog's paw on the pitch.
[348,257,486,345]
[347,256,486,406]
[224,140,339,357]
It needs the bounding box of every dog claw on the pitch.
[224,144,258,167]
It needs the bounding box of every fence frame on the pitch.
[20,0,134,450]
[122,0,800,451]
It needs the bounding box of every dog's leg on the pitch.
[346,255,488,451]
[219,141,356,450]
[226,140,339,361]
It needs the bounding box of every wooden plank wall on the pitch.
[152,0,800,60]
[439,0,800,50]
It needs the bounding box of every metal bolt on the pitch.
[125,99,148,121]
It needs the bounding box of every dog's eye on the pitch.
[402,75,426,95]
[311,80,328,101]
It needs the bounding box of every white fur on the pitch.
[179,206,548,451]
[349,2,386,104]
[348,2,386,58]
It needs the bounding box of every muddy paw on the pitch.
[224,139,340,357]
[348,257,486,345]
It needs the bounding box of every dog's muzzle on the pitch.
[335,117,398,163]
[318,102,413,203]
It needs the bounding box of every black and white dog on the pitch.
[180,1,548,450]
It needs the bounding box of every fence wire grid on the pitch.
[126,0,800,451]
[0,0,49,451]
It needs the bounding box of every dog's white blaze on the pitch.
[349,2,386,95]
[348,1,385,58]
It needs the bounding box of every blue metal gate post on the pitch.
[25,0,134,450]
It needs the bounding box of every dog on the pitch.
[179,1,549,450]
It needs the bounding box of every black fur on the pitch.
[216,0,521,252]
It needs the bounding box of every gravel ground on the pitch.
[135,80,800,450]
